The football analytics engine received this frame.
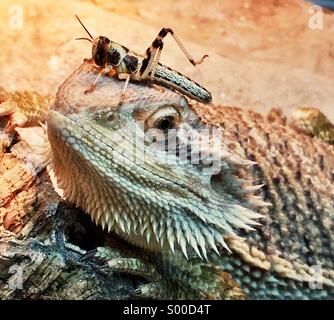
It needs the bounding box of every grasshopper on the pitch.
[75,15,212,104]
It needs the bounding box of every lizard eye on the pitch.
[156,116,175,131]
[145,106,180,132]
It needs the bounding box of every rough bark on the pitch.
[0,108,138,300]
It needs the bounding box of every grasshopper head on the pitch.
[92,36,125,68]
[92,36,111,67]
[75,15,110,67]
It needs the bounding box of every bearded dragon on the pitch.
[1,62,333,299]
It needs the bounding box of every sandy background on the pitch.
[0,0,333,119]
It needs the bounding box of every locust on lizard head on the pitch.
[75,15,212,105]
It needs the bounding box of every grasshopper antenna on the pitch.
[75,37,92,43]
[75,14,93,39]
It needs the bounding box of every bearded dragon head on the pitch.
[47,62,265,259]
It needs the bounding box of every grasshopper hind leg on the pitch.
[158,28,208,66]
[137,27,209,81]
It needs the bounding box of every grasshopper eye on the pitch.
[94,49,106,66]
[93,36,110,66]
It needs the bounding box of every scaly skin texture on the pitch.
[291,107,334,145]
[1,63,333,299]
[44,62,334,299]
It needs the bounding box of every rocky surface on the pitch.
[0,0,333,119]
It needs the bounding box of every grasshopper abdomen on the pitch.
[153,64,212,104]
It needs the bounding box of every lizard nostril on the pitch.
[106,112,115,122]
